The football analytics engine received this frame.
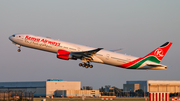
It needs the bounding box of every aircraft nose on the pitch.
[9,36,12,41]
[9,34,15,41]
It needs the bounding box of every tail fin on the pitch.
[143,42,172,63]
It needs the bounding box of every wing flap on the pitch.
[71,48,103,59]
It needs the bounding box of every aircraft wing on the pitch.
[110,48,125,52]
[71,48,103,59]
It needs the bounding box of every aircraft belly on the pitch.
[91,56,103,63]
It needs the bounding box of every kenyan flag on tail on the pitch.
[118,42,172,69]
[144,42,172,63]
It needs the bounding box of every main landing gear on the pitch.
[79,62,93,68]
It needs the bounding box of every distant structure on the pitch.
[55,90,100,97]
[0,79,100,97]
[123,80,180,93]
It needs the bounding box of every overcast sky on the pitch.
[0,0,180,90]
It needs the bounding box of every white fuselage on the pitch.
[9,34,165,69]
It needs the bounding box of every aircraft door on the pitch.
[106,54,110,60]
[77,47,81,51]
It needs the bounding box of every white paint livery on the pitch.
[9,34,172,70]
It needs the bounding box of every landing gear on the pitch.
[79,58,93,68]
[12,42,21,52]
[89,65,93,68]
[18,49,21,52]
[79,63,93,68]
[79,63,83,66]
[17,45,21,52]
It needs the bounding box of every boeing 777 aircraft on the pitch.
[9,34,172,70]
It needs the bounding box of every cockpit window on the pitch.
[12,35,15,37]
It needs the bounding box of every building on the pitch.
[123,80,180,93]
[55,90,100,97]
[123,84,142,92]
[0,79,81,97]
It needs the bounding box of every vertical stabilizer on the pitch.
[143,42,172,63]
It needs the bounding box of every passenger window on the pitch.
[64,47,68,49]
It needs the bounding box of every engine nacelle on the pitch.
[57,49,77,60]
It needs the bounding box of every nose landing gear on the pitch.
[17,45,21,52]
[18,49,21,52]
[12,43,21,52]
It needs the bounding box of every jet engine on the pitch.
[57,49,77,60]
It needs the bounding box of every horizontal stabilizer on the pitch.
[147,64,164,67]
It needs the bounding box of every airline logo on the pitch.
[154,48,164,57]
[118,42,172,69]
[25,36,61,46]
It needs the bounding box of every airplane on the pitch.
[9,34,172,70]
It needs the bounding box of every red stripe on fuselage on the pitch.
[118,58,143,68]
